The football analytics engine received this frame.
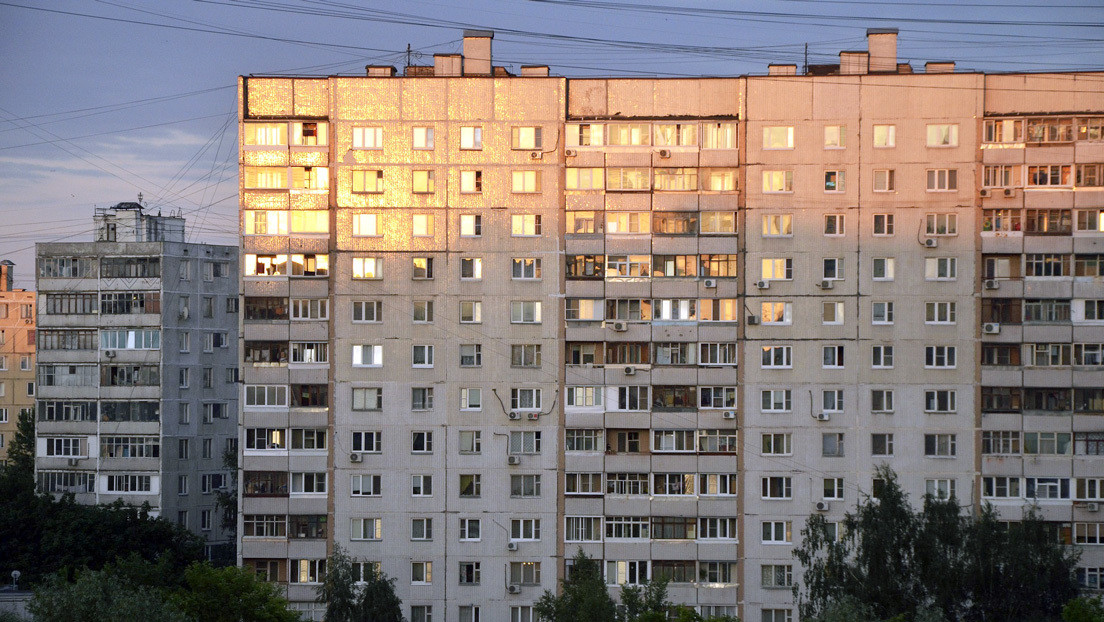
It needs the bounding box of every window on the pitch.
[412,345,434,368]
[351,169,384,194]
[453,387,480,411]
[926,214,958,236]
[762,433,792,456]
[761,258,793,281]
[352,257,382,279]
[823,345,844,368]
[762,476,792,499]
[411,561,432,585]
[824,171,844,192]
[763,126,794,149]
[411,170,435,193]
[872,433,894,457]
[925,434,957,457]
[351,387,382,411]
[456,170,483,194]
[871,301,893,325]
[824,214,845,236]
[459,344,482,367]
[871,345,895,370]
[873,124,895,147]
[458,214,481,237]
[762,521,792,544]
[510,474,542,498]
[702,122,737,148]
[411,214,434,237]
[873,169,895,192]
[412,257,433,279]
[351,518,382,541]
[762,170,794,193]
[760,301,792,325]
[925,257,957,280]
[352,345,382,367]
[511,171,541,193]
[460,258,482,281]
[511,126,542,150]
[762,214,793,237]
[412,388,434,410]
[351,431,382,454]
[927,124,958,147]
[411,126,434,150]
[925,345,957,369]
[565,429,602,452]
[566,168,604,191]
[460,126,482,150]
[822,432,845,457]
[511,215,541,236]
[458,430,482,454]
[872,389,894,413]
[872,257,895,281]
[654,168,698,191]
[457,475,479,499]
[510,344,541,368]
[352,300,381,323]
[823,477,845,500]
[291,472,327,494]
[511,388,542,410]
[411,475,433,497]
[823,258,844,280]
[761,345,792,369]
[824,301,845,324]
[761,389,792,413]
[351,126,382,149]
[927,169,958,191]
[925,390,957,413]
[926,302,957,324]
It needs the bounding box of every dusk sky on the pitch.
[2,0,1103,288]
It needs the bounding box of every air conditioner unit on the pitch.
[815,501,830,512]
[746,316,760,326]
[983,322,1001,334]
[507,541,519,551]
[818,280,834,290]
[67,458,79,467]
[1087,502,1101,512]
[703,278,718,288]
[980,188,991,198]
[722,411,736,420]
[1004,187,1015,197]
[529,151,542,160]
[507,455,521,465]
[178,308,189,320]
[611,321,628,332]
[527,412,539,421]
[658,149,671,158]
[756,280,770,289]
[349,453,363,463]
[984,279,1000,290]
[507,584,522,594]
[564,149,577,157]
[815,412,831,422]
[623,366,636,376]
[508,411,521,420]
[924,238,939,248]
[103,350,116,358]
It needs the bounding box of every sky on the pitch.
[1,0,1103,289]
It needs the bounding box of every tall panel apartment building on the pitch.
[238,29,1104,622]
[35,204,238,558]
[0,261,35,463]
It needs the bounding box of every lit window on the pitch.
[412,214,434,237]
[511,127,542,150]
[412,170,435,193]
[460,126,482,150]
[762,171,793,193]
[352,126,382,149]
[459,215,481,236]
[352,213,379,236]
[512,171,541,193]
[412,126,434,150]
[824,125,845,148]
[460,170,482,193]
[351,170,383,193]
[873,124,895,147]
[762,214,793,237]
[926,124,958,147]
[352,257,382,279]
[763,126,794,149]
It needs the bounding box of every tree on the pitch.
[174,562,300,622]
[1063,597,1104,622]
[794,466,1080,622]
[619,576,669,621]
[316,545,402,622]
[28,567,192,622]
[535,549,618,622]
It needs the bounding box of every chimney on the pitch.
[840,51,869,75]
[0,260,12,292]
[520,65,550,77]
[768,64,797,76]
[366,65,396,77]
[463,29,493,76]
[925,61,956,74]
[434,54,462,77]
[867,28,898,73]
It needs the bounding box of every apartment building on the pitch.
[238,29,1104,621]
[35,204,238,558]
[0,261,35,463]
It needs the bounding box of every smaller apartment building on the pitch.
[0,260,35,463]
[35,204,239,557]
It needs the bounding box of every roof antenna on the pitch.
[406,44,412,74]
[804,43,808,75]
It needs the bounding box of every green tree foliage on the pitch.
[619,576,669,621]
[174,562,300,622]
[28,567,192,622]
[1063,597,1104,622]
[316,545,402,622]
[535,549,618,622]
[0,408,204,586]
[795,466,1080,622]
